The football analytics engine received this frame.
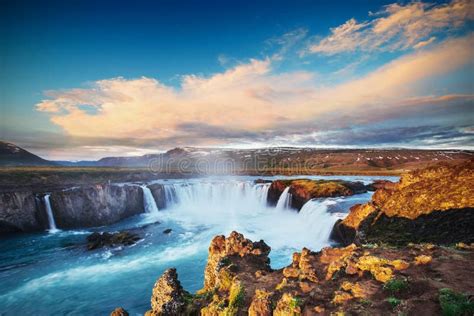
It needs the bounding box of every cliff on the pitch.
[0,183,166,234]
[331,160,474,245]
[132,231,474,315]
[0,191,48,233]
[267,179,368,210]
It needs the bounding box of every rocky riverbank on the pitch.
[121,231,474,315]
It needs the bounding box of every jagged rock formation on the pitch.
[132,232,474,315]
[86,231,141,250]
[145,268,189,316]
[267,179,368,210]
[110,307,129,316]
[332,160,474,245]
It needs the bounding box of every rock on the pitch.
[202,231,270,291]
[50,184,145,228]
[366,180,396,191]
[267,179,368,210]
[0,192,49,234]
[147,183,167,209]
[110,307,129,316]
[86,231,140,250]
[146,268,188,316]
[248,289,272,316]
[274,293,302,316]
[163,228,172,234]
[331,161,474,246]
[414,255,432,265]
[128,231,474,315]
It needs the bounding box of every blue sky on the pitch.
[1,0,473,160]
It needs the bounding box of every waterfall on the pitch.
[44,194,59,233]
[141,185,159,215]
[299,199,339,242]
[276,186,292,209]
[162,181,270,211]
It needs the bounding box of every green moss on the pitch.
[438,288,474,316]
[383,277,409,294]
[386,296,401,309]
[360,299,373,307]
[289,296,302,310]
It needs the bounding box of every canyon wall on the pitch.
[0,184,167,234]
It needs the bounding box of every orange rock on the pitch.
[248,289,272,316]
[340,281,365,298]
[342,203,377,229]
[332,291,353,305]
[313,306,325,314]
[356,256,393,283]
[455,242,474,250]
[414,255,432,265]
[283,267,300,279]
[274,293,302,316]
[391,259,410,270]
[299,281,314,293]
[320,244,357,280]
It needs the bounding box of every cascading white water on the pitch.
[275,186,292,209]
[299,198,339,242]
[43,194,59,233]
[163,181,270,211]
[141,185,160,215]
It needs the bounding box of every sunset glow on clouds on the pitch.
[3,0,474,159]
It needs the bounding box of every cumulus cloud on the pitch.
[36,35,474,151]
[308,0,474,55]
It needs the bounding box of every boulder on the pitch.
[86,231,141,250]
[110,307,129,316]
[145,268,188,316]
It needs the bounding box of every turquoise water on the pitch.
[0,175,397,315]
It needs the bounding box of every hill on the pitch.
[0,141,56,166]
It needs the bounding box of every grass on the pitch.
[383,277,409,294]
[438,288,474,316]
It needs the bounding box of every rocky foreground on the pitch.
[112,161,473,315]
[117,232,474,316]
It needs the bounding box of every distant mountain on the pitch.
[0,141,56,166]
[1,141,472,173]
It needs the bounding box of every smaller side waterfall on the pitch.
[276,186,292,209]
[44,194,59,233]
[141,185,160,215]
[254,183,270,206]
[299,199,338,242]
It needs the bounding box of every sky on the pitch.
[1,0,473,160]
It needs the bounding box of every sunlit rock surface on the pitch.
[332,160,474,245]
[267,179,368,210]
[131,231,474,315]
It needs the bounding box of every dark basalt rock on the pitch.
[363,208,474,246]
[50,184,144,229]
[163,228,172,234]
[86,231,141,250]
[332,207,474,246]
